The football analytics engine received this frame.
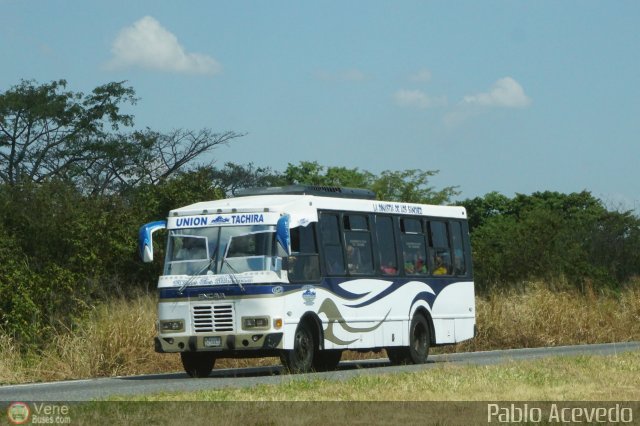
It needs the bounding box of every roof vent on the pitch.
[233,185,376,200]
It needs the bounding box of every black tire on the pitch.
[280,322,316,373]
[386,314,430,365]
[408,314,430,364]
[181,352,216,378]
[313,350,342,372]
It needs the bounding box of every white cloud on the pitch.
[462,77,531,108]
[107,16,221,75]
[393,89,446,109]
[409,69,432,82]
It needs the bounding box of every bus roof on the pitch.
[169,188,467,220]
[234,185,376,200]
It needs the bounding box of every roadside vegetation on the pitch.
[1,282,637,384]
[1,79,639,385]
[110,351,640,401]
[61,351,639,424]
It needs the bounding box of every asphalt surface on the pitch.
[1,342,638,401]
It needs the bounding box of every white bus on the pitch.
[139,186,475,377]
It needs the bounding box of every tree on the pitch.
[283,161,457,204]
[371,169,458,204]
[461,191,513,232]
[210,162,285,197]
[0,79,136,186]
[462,190,640,292]
[283,161,375,188]
[80,128,245,195]
[0,80,246,195]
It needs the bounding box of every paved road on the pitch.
[1,342,638,401]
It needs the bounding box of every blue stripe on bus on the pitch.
[158,276,460,304]
[411,291,438,310]
[343,279,455,309]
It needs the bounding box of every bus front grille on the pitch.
[192,304,235,333]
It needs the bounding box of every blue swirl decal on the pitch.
[158,276,461,304]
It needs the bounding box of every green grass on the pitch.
[5,352,638,425]
[55,352,639,425]
[108,351,640,402]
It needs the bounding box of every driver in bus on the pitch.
[176,238,206,260]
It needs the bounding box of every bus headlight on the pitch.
[242,316,270,330]
[160,319,185,333]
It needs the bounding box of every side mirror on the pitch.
[138,221,167,263]
[276,215,291,255]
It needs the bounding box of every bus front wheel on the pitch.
[280,322,315,373]
[181,352,216,378]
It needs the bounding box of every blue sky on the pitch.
[2,1,639,208]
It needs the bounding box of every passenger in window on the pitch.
[403,251,416,274]
[404,262,415,274]
[346,244,361,273]
[381,262,397,275]
[404,251,426,275]
[415,256,427,274]
[433,256,448,275]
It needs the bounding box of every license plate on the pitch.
[203,336,222,347]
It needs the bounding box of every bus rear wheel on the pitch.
[181,352,216,378]
[387,314,430,365]
[280,322,315,373]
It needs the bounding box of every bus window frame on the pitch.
[287,223,322,283]
[374,214,400,277]
[319,212,347,276]
[400,218,428,277]
[318,211,474,281]
[342,212,375,276]
[448,220,467,277]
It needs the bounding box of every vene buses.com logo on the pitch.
[7,402,31,425]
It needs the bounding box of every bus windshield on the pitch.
[164,225,278,276]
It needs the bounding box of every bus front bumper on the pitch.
[155,332,284,353]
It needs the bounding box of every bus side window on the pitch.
[375,216,398,275]
[319,214,345,275]
[450,221,466,275]
[289,225,320,282]
[428,220,452,276]
[401,218,428,276]
[344,214,374,275]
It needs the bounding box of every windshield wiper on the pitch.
[177,256,216,295]
[221,258,245,292]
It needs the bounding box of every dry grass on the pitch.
[447,282,640,353]
[0,332,25,383]
[0,282,638,384]
[2,295,179,382]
